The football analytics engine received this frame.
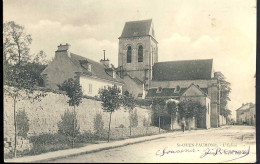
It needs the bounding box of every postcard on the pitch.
[3,0,256,163]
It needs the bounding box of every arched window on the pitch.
[127,46,132,63]
[138,45,143,62]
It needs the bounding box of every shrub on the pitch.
[58,109,80,138]
[16,110,29,138]
[94,113,104,139]
[28,133,71,155]
[75,130,95,143]
[29,133,70,145]
[131,109,138,127]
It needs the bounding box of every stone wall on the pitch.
[4,87,152,138]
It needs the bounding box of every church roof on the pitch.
[119,19,152,38]
[152,59,213,81]
[70,53,124,84]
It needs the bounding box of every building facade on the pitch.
[236,103,255,125]
[116,19,224,128]
[41,44,124,96]
[117,19,158,97]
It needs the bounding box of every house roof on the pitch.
[152,59,213,81]
[181,83,208,97]
[145,84,208,99]
[146,88,180,99]
[119,19,152,38]
[146,83,208,98]
[70,53,124,84]
[236,103,255,111]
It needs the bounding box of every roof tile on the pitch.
[120,19,152,38]
[152,59,213,81]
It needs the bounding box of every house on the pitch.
[236,103,255,125]
[41,44,124,96]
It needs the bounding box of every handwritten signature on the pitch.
[156,146,250,162]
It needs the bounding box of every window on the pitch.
[138,45,143,62]
[175,85,180,93]
[127,46,132,63]
[113,71,116,78]
[88,64,92,72]
[89,84,92,93]
[156,87,162,93]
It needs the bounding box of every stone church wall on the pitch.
[4,87,151,138]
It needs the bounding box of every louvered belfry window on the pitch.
[138,45,143,62]
[127,46,132,63]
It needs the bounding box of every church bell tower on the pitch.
[118,19,158,90]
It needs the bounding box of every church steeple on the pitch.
[118,19,158,89]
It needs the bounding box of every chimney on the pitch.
[100,50,110,67]
[55,43,71,58]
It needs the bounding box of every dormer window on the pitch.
[175,85,180,93]
[88,64,92,72]
[113,71,116,78]
[156,87,162,93]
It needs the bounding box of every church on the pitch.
[116,19,223,128]
[41,19,225,128]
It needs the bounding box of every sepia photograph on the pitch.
[3,0,256,163]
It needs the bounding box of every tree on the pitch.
[216,72,231,119]
[166,100,178,130]
[151,98,166,133]
[3,21,46,157]
[222,108,232,118]
[3,21,32,65]
[58,109,80,139]
[4,71,45,157]
[178,100,206,130]
[99,85,121,142]
[122,93,136,136]
[94,113,104,139]
[16,110,29,138]
[58,78,83,147]
[32,50,50,65]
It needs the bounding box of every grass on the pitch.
[4,126,178,159]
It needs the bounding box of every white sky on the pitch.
[4,0,256,119]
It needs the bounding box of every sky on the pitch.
[4,0,256,119]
